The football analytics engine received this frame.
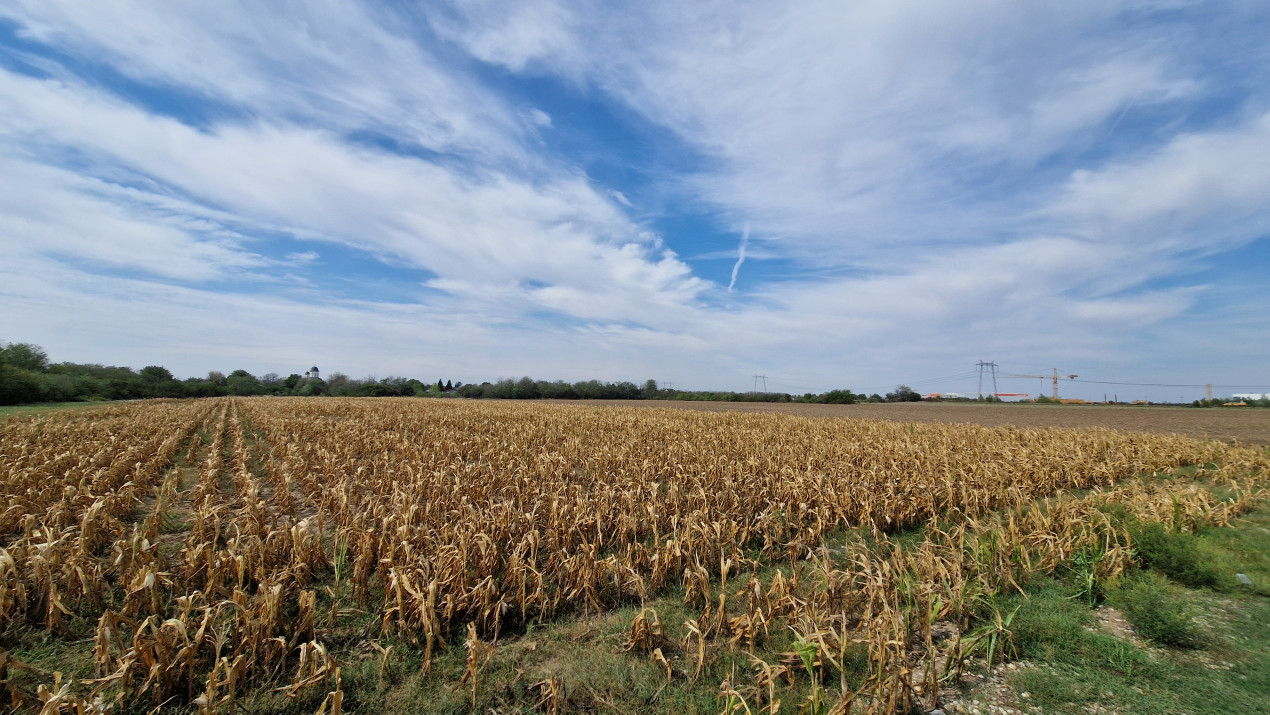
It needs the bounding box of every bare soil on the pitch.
[560,401,1270,446]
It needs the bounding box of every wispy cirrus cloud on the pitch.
[430,1,1224,257]
[0,1,526,159]
[1054,111,1270,249]
[420,1,1270,387]
[0,24,707,325]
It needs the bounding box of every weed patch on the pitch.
[1111,572,1206,649]
[1129,521,1221,588]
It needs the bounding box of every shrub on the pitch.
[1111,572,1205,649]
[1003,582,1086,661]
[1129,522,1220,588]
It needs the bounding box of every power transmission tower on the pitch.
[976,361,999,399]
[752,374,768,392]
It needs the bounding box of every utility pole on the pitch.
[976,361,999,399]
[752,374,768,392]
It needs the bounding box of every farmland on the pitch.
[568,400,1270,446]
[1,397,1267,713]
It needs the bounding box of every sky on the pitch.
[1,1,1268,401]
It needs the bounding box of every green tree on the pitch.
[820,389,859,404]
[37,373,79,402]
[885,385,922,402]
[297,377,326,396]
[359,381,394,397]
[513,376,540,399]
[324,372,354,396]
[226,369,263,396]
[1,342,49,372]
[134,365,184,397]
[139,365,174,383]
[0,364,42,404]
[539,380,577,399]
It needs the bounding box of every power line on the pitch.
[1072,378,1201,387]
[765,380,824,392]
[778,366,1267,396]
[903,371,980,387]
[849,370,981,393]
[1071,378,1270,389]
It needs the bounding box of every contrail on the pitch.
[727,223,749,293]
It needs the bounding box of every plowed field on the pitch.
[570,401,1270,446]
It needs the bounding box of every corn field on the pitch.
[0,397,1265,713]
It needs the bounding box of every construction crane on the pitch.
[1004,368,1078,400]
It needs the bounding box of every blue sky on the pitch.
[1,1,1268,401]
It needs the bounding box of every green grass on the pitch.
[1110,571,1206,648]
[986,504,1270,714]
[1129,521,1222,589]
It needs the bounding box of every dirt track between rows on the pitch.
[565,400,1270,446]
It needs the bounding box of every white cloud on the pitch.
[0,1,525,160]
[415,1,1269,392]
[0,155,264,281]
[432,1,1210,258]
[1054,111,1270,248]
[425,1,583,75]
[1,2,1267,399]
[0,65,706,329]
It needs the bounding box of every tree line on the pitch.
[1,341,931,407]
[454,378,911,404]
[0,342,460,405]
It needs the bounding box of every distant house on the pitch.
[1232,393,1266,401]
[305,366,320,379]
